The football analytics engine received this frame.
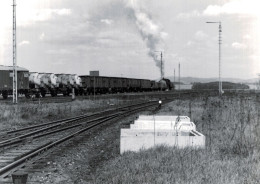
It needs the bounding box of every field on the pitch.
[0,98,135,131]
[92,96,260,184]
[0,95,259,183]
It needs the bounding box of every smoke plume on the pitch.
[125,0,167,78]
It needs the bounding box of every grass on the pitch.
[93,96,260,184]
[94,146,259,184]
[1,95,259,183]
[0,98,137,131]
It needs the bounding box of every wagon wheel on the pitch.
[2,91,8,99]
[25,92,31,99]
[41,91,46,97]
[50,91,56,97]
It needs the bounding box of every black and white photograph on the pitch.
[0,0,259,183]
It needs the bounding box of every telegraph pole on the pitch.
[219,22,222,95]
[206,21,222,96]
[12,0,18,103]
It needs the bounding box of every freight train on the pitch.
[79,76,173,94]
[0,65,174,99]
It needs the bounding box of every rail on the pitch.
[0,100,167,177]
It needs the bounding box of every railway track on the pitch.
[0,100,169,183]
[1,89,259,104]
[0,90,217,104]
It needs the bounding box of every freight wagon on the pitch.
[56,74,84,96]
[80,76,127,94]
[0,65,29,99]
[109,77,128,93]
[29,72,59,97]
[80,76,109,94]
[141,79,152,91]
[80,75,173,94]
[127,78,141,92]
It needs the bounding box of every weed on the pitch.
[93,96,260,184]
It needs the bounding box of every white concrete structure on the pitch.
[120,115,205,154]
[130,115,195,131]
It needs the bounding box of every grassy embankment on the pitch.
[93,96,260,184]
[0,98,133,131]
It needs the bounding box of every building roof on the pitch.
[0,65,29,72]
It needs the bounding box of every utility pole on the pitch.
[12,0,18,103]
[206,21,222,96]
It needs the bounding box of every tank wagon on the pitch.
[69,74,84,95]
[0,65,29,99]
[56,74,84,96]
[29,72,58,97]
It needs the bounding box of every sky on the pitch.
[0,0,260,80]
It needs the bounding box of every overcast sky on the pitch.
[0,0,259,80]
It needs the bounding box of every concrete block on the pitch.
[120,115,205,154]
[130,115,196,131]
[120,129,205,154]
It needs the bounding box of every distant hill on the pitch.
[192,82,249,90]
[165,76,258,84]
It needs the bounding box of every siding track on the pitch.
[0,100,171,183]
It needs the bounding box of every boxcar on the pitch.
[151,80,159,91]
[112,77,130,93]
[109,77,120,93]
[140,79,151,91]
[100,76,110,93]
[94,76,110,94]
[121,78,128,92]
[128,78,141,92]
[80,75,109,94]
[0,65,29,99]
[80,75,91,94]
